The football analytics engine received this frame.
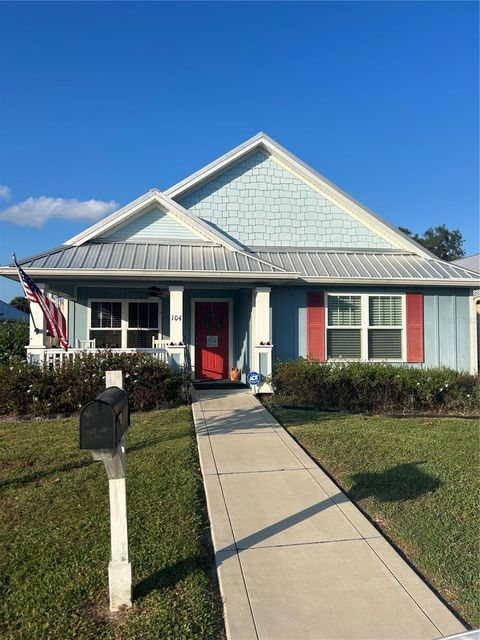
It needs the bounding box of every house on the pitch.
[0,133,478,384]
[0,300,29,323]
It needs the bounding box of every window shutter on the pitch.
[307,292,325,361]
[406,293,424,363]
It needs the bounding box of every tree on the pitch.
[9,296,30,314]
[0,321,29,363]
[399,224,465,262]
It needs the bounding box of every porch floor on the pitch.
[192,380,249,391]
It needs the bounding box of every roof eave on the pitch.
[0,267,298,280]
[301,276,477,287]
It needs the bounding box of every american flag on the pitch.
[13,255,69,351]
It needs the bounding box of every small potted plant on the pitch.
[230,367,241,382]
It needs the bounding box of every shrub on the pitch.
[0,321,29,364]
[0,352,190,416]
[272,359,479,415]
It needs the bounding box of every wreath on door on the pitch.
[204,312,222,331]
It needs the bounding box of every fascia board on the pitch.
[0,267,299,280]
[65,190,244,252]
[301,276,477,287]
[165,132,265,198]
[260,139,435,260]
[65,191,157,246]
[157,193,245,251]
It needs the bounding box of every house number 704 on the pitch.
[171,314,182,321]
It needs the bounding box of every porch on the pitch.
[27,284,274,385]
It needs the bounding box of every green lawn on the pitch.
[269,407,479,627]
[0,408,225,640]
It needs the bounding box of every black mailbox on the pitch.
[79,386,130,450]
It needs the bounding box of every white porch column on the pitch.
[167,286,186,368]
[252,287,273,393]
[27,283,48,363]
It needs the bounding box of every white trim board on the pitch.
[64,190,244,252]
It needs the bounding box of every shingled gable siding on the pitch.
[176,150,393,249]
[100,207,199,242]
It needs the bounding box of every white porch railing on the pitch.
[27,347,170,367]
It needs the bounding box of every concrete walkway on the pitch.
[192,389,466,640]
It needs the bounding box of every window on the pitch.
[327,294,404,361]
[127,302,159,348]
[327,295,362,359]
[368,296,402,359]
[90,302,122,348]
[89,300,160,349]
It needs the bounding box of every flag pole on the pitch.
[12,252,42,335]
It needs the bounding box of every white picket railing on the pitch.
[27,347,170,367]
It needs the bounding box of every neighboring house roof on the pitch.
[452,254,480,273]
[453,254,480,296]
[0,300,28,322]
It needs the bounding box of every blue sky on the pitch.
[0,1,478,301]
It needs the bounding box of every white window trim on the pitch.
[88,299,163,349]
[325,292,406,362]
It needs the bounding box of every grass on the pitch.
[0,407,225,640]
[269,407,480,627]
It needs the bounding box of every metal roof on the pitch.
[13,242,288,274]
[452,254,480,274]
[253,249,480,283]
[2,243,478,287]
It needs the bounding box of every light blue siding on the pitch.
[66,282,471,374]
[271,285,472,371]
[271,287,307,361]
[177,151,393,249]
[101,207,199,242]
[424,289,471,371]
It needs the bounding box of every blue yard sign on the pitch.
[247,371,262,386]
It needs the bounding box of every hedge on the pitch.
[0,352,189,417]
[272,360,479,415]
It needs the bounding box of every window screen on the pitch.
[368,329,402,359]
[327,329,361,359]
[91,302,121,328]
[328,296,361,326]
[369,296,402,326]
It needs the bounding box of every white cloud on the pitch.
[0,196,118,228]
[0,185,11,201]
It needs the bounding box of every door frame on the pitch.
[190,297,234,380]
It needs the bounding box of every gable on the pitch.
[176,150,394,249]
[100,206,200,242]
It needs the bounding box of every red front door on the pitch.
[195,301,229,380]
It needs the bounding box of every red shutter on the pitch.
[307,291,325,361]
[406,293,424,363]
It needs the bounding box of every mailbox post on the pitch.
[79,370,132,612]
